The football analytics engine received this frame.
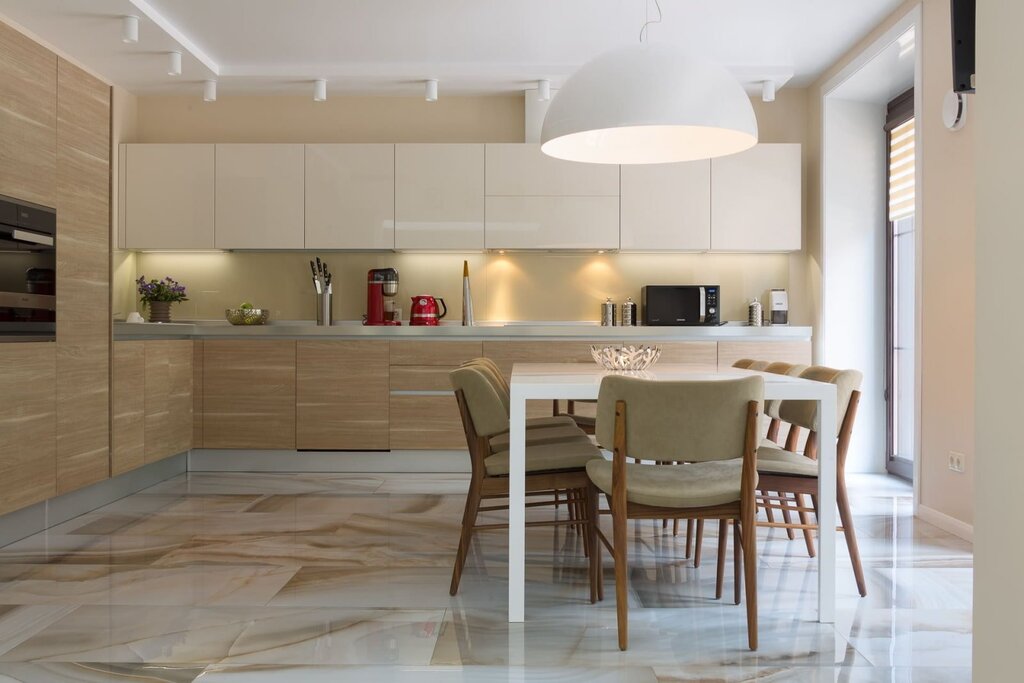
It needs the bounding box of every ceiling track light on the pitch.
[203,79,217,102]
[537,79,551,102]
[167,51,181,76]
[313,79,327,102]
[425,79,438,102]
[121,15,139,44]
[761,80,776,103]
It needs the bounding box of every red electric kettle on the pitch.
[409,295,447,326]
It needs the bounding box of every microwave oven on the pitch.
[640,285,722,326]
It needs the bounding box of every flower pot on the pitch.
[147,301,172,323]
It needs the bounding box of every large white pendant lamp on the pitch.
[541,42,758,164]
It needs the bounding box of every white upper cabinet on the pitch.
[215,144,305,249]
[395,144,484,250]
[619,160,711,251]
[485,144,619,196]
[305,144,395,249]
[710,143,802,251]
[485,196,619,250]
[122,144,215,249]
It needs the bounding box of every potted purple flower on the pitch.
[137,275,188,323]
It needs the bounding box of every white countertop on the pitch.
[113,320,811,341]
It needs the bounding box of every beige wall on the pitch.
[118,90,811,325]
[974,0,1022,674]
[809,0,975,524]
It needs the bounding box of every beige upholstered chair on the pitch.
[585,375,764,651]
[752,366,867,596]
[448,364,603,597]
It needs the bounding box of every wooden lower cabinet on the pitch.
[0,344,57,516]
[296,341,389,450]
[111,340,193,476]
[202,340,296,449]
[389,395,466,450]
[717,340,812,369]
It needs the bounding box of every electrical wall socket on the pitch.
[948,451,966,474]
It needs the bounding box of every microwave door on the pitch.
[674,287,701,324]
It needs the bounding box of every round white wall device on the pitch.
[942,89,968,131]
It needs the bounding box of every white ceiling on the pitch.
[0,0,906,97]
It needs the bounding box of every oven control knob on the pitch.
[709,307,716,315]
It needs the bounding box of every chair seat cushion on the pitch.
[526,415,580,429]
[488,424,587,451]
[756,445,818,477]
[586,459,747,509]
[485,437,604,476]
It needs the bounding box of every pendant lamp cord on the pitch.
[639,0,662,42]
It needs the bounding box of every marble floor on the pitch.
[0,471,971,682]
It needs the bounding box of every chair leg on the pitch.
[672,518,680,537]
[586,484,601,604]
[741,516,758,651]
[450,478,482,596]
[733,519,742,605]
[779,493,797,540]
[762,491,776,524]
[797,493,817,558]
[693,519,705,567]
[613,501,629,651]
[685,519,694,559]
[837,478,867,597]
[579,489,591,559]
[715,519,728,599]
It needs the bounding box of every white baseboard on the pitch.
[916,503,974,542]
[188,449,471,473]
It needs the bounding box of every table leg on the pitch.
[817,385,837,623]
[508,386,527,623]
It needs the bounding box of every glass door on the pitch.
[885,90,915,480]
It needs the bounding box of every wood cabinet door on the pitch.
[202,340,296,449]
[215,144,305,249]
[305,144,395,249]
[0,344,56,516]
[296,341,389,450]
[620,161,712,251]
[717,340,812,368]
[485,144,618,196]
[112,342,146,476]
[0,21,56,207]
[123,144,216,249]
[395,144,485,249]
[711,143,802,251]
[144,340,193,463]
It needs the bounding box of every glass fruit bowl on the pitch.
[225,308,270,325]
[590,344,662,371]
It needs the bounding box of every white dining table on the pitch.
[506,362,839,624]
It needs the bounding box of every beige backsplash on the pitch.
[122,251,792,324]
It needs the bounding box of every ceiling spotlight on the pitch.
[537,79,551,102]
[167,51,181,76]
[203,79,217,102]
[121,15,139,44]
[761,80,776,103]
[313,79,327,102]
[425,79,438,102]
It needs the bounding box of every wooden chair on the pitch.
[448,364,604,598]
[584,374,764,651]
[750,366,867,596]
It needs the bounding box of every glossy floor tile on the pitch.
[0,472,972,681]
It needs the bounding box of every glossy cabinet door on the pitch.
[711,143,802,251]
[484,196,619,250]
[305,144,395,249]
[0,21,56,207]
[215,144,305,249]
[123,144,216,249]
[202,340,297,449]
[395,144,485,249]
[485,144,618,196]
[296,341,390,450]
[620,161,712,251]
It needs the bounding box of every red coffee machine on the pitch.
[364,268,401,326]
[409,295,447,326]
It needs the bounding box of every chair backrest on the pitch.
[461,358,511,413]
[763,362,809,419]
[732,358,757,369]
[777,366,863,433]
[747,360,771,371]
[596,375,764,462]
[449,365,510,438]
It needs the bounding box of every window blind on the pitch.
[888,117,915,221]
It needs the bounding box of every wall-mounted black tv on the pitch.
[951,0,976,93]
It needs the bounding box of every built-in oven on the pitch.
[640,285,723,326]
[0,194,56,341]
